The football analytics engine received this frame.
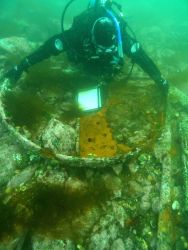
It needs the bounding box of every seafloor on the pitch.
[0,2,188,250]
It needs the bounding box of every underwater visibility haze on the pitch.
[0,0,188,249]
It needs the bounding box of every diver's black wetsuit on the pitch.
[6,7,167,90]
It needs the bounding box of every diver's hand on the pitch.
[4,58,30,83]
[157,78,169,96]
[4,64,24,82]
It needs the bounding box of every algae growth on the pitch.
[0,0,188,249]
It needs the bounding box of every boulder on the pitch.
[40,118,77,155]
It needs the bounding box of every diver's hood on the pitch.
[91,17,116,48]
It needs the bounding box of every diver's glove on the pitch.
[4,58,30,82]
[157,77,169,96]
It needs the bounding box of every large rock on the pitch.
[0,36,35,55]
[40,118,77,155]
[32,236,76,250]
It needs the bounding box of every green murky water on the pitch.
[0,1,188,249]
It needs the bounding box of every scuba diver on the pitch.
[4,0,169,94]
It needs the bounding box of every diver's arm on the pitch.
[24,34,65,65]
[5,34,65,82]
[123,31,168,93]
